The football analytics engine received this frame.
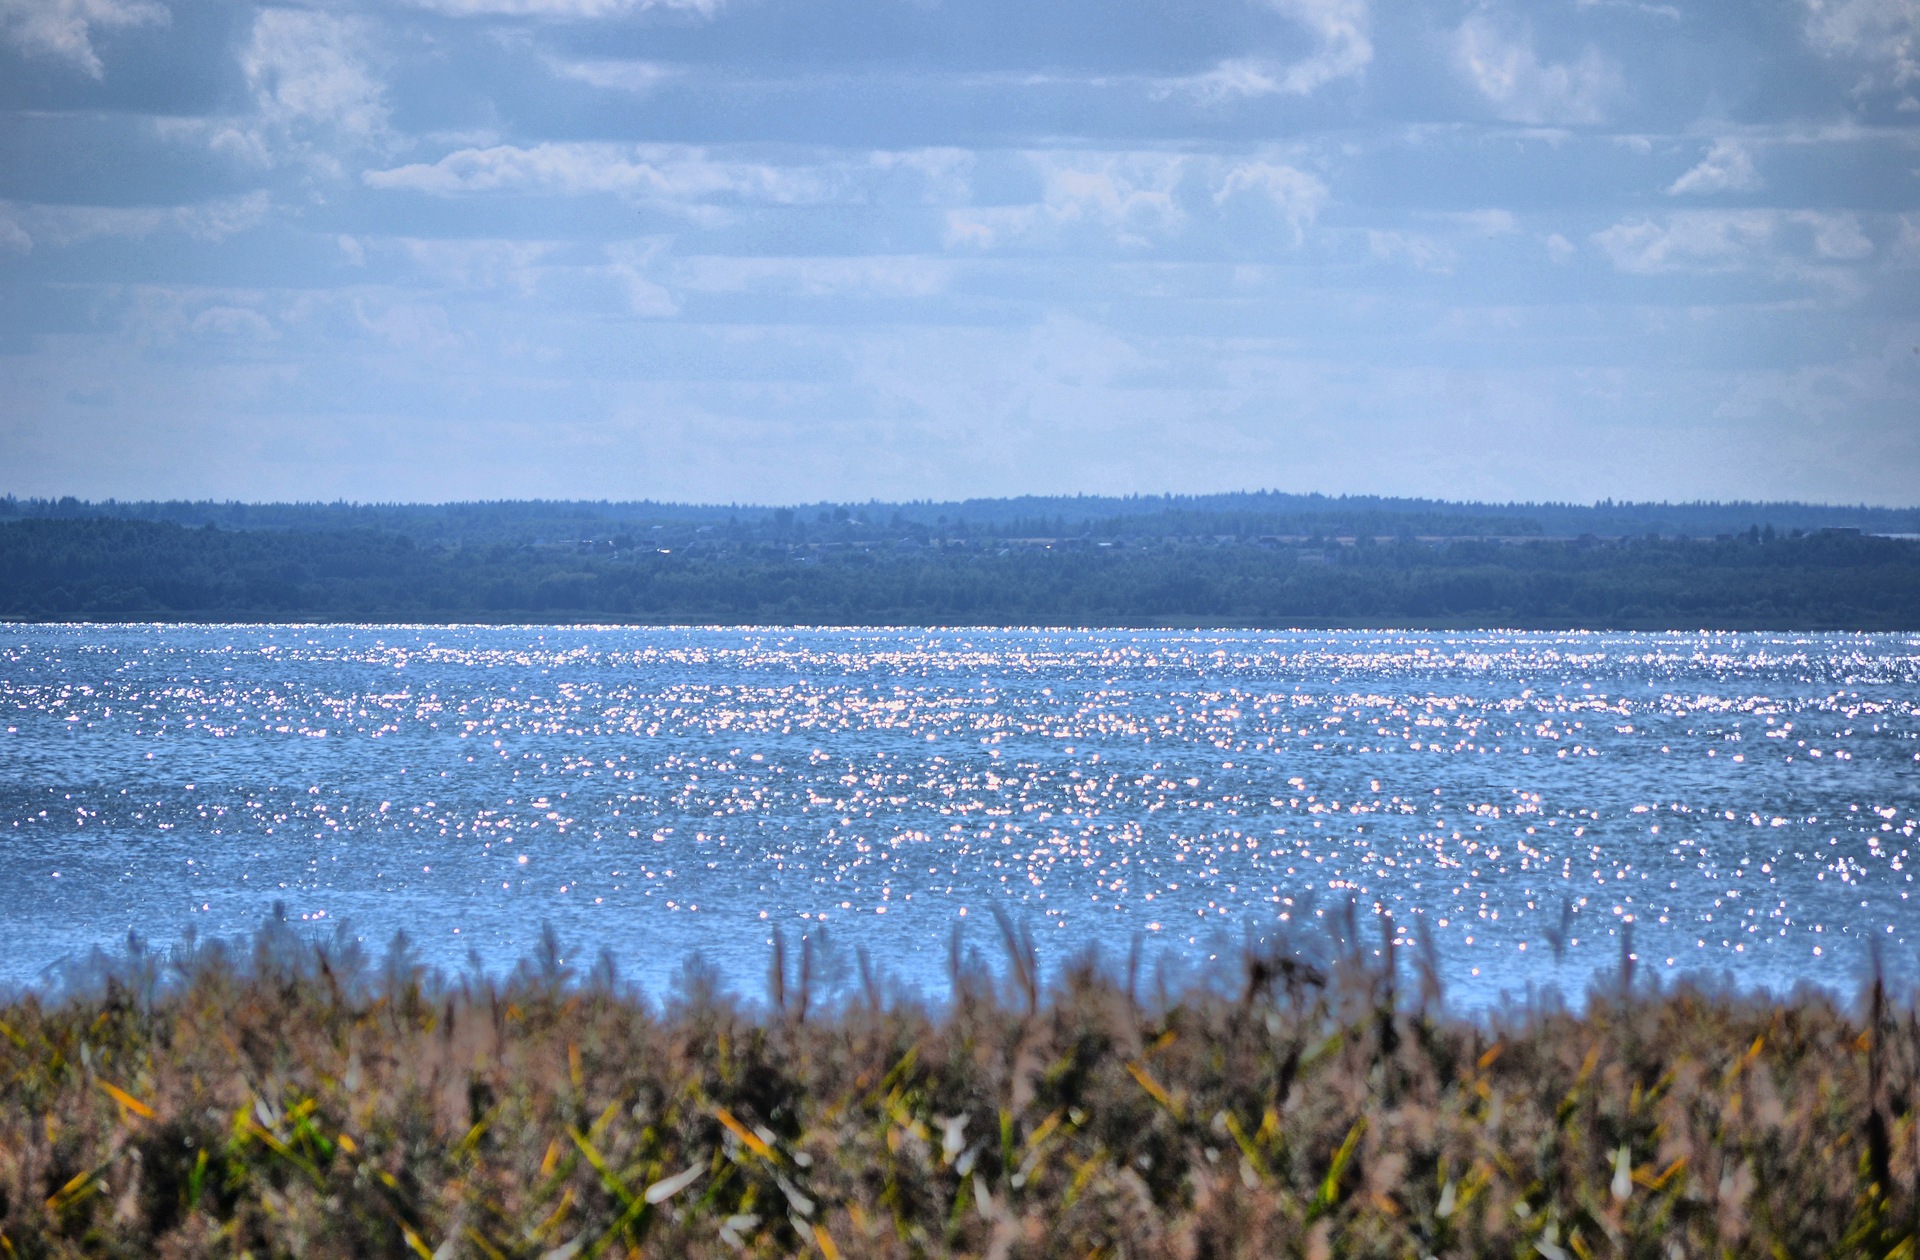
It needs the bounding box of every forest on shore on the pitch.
[2,498,1918,628]
[7,490,1920,544]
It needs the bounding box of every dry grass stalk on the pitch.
[0,917,1914,1258]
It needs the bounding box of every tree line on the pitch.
[3,516,1917,628]
[5,492,1918,548]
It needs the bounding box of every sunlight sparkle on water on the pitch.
[2,626,1916,1003]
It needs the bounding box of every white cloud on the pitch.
[1893,213,1920,264]
[1179,58,1293,102]
[1592,210,1875,273]
[354,299,464,356]
[410,0,718,18]
[1353,211,1517,275]
[0,0,166,78]
[0,191,270,249]
[1037,156,1187,245]
[1667,139,1762,195]
[191,306,278,340]
[1794,210,1874,258]
[1575,0,1681,17]
[99,284,345,354]
[546,56,677,92]
[182,191,274,241]
[945,153,1187,250]
[245,10,385,135]
[1213,162,1328,242]
[604,240,679,316]
[1453,208,1519,236]
[0,206,32,252]
[1367,229,1455,273]
[396,238,558,294]
[675,255,953,298]
[197,9,388,171]
[870,148,976,205]
[364,143,837,205]
[1453,15,1622,125]
[1266,0,1373,91]
[942,206,1036,250]
[1172,0,1370,101]
[1592,211,1776,272]
[1801,0,1920,101]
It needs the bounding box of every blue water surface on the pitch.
[3,625,1916,1006]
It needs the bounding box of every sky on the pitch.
[0,0,1915,506]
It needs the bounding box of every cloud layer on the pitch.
[0,0,1913,504]
[0,0,166,77]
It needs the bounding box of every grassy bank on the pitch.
[1,919,1915,1258]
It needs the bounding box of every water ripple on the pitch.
[3,625,1916,1002]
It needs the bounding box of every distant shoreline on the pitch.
[6,514,1919,631]
[7,616,1919,632]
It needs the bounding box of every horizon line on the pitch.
[8,490,1920,515]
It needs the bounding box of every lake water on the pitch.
[3,624,1916,1006]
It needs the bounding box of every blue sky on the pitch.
[0,0,1915,505]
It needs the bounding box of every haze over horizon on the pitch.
[1,0,1915,506]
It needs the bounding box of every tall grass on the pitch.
[1,910,1914,1258]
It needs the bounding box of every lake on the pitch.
[3,624,1915,1005]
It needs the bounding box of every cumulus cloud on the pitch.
[603,240,679,316]
[0,191,271,250]
[354,298,464,357]
[1026,152,1187,243]
[1266,0,1373,91]
[868,148,976,205]
[1894,213,1920,265]
[1453,15,1622,125]
[1575,0,1681,16]
[1593,211,1778,272]
[1213,161,1329,242]
[191,305,278,340]
[1668,139,1762,195]
[1801,0,1920,101]
[1454,208,1520,236]
[545,56,677,91]
[1795,210,1874,258]
[409,0,719,18]
[0,0,166,78]
[1591,210,1873,273]
[246,10,385,134]
[1367,229,1455,273]
[364,143,837,204]
[945,152,1187,250]
[187,9,390,170]
[674,255,954,298]
[1178,59,1294,102]
[110,286,287,349]
[395,239,558,294]
[0,208,31,253]
[941,206,1035,250]
[1173,0,1370,101]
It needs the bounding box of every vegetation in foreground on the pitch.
[2,916,1917,1258]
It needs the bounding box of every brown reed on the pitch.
[0,913,1914,1259]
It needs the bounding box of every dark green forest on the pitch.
[7,490,1920,545]
[3,514,1917,628]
